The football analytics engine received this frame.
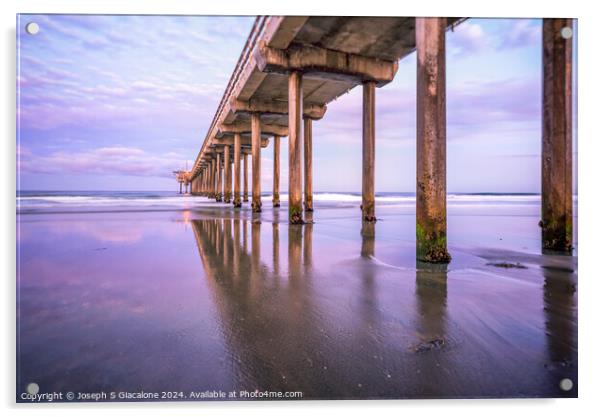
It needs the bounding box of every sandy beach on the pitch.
[16,192,578,400]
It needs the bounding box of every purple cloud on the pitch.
[18,145,186,178]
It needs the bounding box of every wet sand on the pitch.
[16,199,577,400]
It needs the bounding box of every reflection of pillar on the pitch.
[272,222,280,276]
[233,218,241,277]
[416,17,450,263]
[361,221,375,258]
[303,118,313,212]
[288,225,302,280]
[243,153,249,203]
[233,133,242,207]
[224,218,232,271]
[288,71,303,224]
[215,218,222,257]
[303,223,313,270]
[215,152,223,202]
[543,265,577,388]
[242,219,248,254]
[415,262,448,340]
[251,221,261,280]
[273,135,281,207]
[542,18,573,253]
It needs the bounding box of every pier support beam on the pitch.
[273,135,281,207]
[362,81,376,222]
[304,118,313,212]
[541,18,573,253]
[288,71,303,223]
[209,159,215,199]
[243,153,249,202]
[224,145,232,203]
[215,152,223,202]
[233,133,242,208]
[179,182,182,194]
[251,113,262,212]
[416,17,450,263]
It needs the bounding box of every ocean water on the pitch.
[16,190,546,213]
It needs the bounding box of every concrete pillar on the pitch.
[224,144,232,203]
[215,152,223,202]
[208,166,212,196]
[243,153,249,202]
[362,81,376,222]
[542,18,573,253]
[209,159,215,199]
[416,17,450,263]
[273,135,281,207]
[251,113,262,212]
[288,71,303,223]
[303,118,313,212]
[233,133,242,207]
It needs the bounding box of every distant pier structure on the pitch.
[178,17,574,261]
[173,170,190,194]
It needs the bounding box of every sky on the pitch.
[16,15,577,193]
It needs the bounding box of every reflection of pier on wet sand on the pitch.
[189,216,577,398]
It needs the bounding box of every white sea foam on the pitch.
[17,192,569,212]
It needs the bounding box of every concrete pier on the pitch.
[215,152,223,202]
[416,17,450,263]
[303,118,313,212]
[243,153,249,202]
[180,16,574,259]
[362,81,376,222]
[273,135,281,207]
[288,71,303,224]
[541,18,573,252]
[251,113,262,212]
[233,133,242,207]
[224,144,232,203]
